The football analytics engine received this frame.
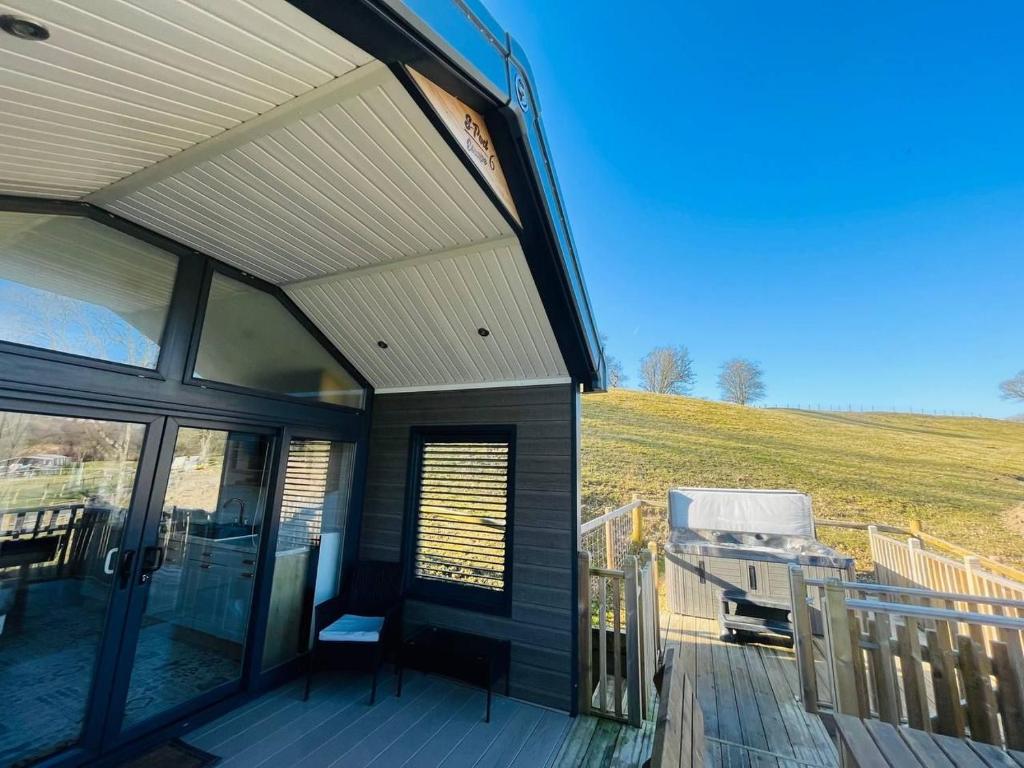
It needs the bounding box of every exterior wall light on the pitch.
[477,328,490,337]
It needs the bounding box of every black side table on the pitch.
[396,626,510,722]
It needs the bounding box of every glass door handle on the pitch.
[139,546,165,584]
[119,550,136,589]
[103,547,119,575]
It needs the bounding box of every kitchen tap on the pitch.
[223,497,246,526]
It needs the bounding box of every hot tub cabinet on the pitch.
[665,544,854,619]
[662,489,854,624]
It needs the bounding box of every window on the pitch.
[407,429,514,611]
[0,211,178,369]
[262,438,356,670]
[194,273,364,409]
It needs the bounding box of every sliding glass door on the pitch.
[0,407,158,767]
[113,421,274,738]
[0,407,359,764]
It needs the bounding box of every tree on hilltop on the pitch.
[602,335,627,387]
[639,346,695,395]
[718,358,766,405]
[1000,371,1024,402]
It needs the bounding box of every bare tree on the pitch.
[601,335,627,388]
[607,357,626,388]
[639,346,695,394]
[718,358,766,405]
[1000,371,1024,402]
[0,411,31,462]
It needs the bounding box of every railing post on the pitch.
[867,525,881,582]
[630,494,643,546]
[963,556,991,649]
[624,555,642,727]
[603,519,615,569]
[648,541,659,594]
[908,537,926,588]
[788,564,818,713]
[577,551,592,715]
[823,578,860,716]
[991,637,1024,750]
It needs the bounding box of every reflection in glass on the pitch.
[194,274,364,409]
[122,427,271,728]
[0,410,145,765]
[262,439,356,670]
[0,211,178,368]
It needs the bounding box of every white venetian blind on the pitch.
[277,439,332,550]
[413,438,510,591]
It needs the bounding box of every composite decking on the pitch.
[182,670,571,768]
[182,614,839,767]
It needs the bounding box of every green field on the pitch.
[581,389,1024,571]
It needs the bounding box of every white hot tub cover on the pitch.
[668,488,814,538]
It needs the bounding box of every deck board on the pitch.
[552,613,838,767]
[664,614,837,768]
[184,612,839,768]
[183,670,570,768]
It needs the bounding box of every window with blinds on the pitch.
[407,429,514,609]
[278,439,332,550]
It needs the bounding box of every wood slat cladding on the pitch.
[360,384,577,711]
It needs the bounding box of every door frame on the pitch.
[247,423,365,690]
[100,415,283,750]
[0,396,167,767]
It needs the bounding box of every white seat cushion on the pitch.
[318,614,384,643]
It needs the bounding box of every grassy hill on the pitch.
[581,389,1024,570]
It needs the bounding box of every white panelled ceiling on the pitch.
[0,0,370,198]
[0,0,568,391]
[288,238,565,389]
[98,64,511,283]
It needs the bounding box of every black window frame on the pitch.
[0,198,190,380]
[402,425,516,615]
[182,260,369,414]
[0,196,370,418]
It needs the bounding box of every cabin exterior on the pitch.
[0,2,603,765]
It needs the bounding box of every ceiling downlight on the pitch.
[0,15,50,41]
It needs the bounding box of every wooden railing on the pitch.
[578,548,661,726]
[789,567,1024,750]
[869,526,1024,623]
[815,517,1024,585]
[580,497,644,570]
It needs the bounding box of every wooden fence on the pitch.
[869,525,1024,613]
[789,567,1024,750]
[816,517,1024,585]
[578,548,661,726]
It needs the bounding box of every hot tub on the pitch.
[663,488,854,619]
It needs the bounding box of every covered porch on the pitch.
[183,669,572,768]
[0,2,603,766]
[181,612,838,768]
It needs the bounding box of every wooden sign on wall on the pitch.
[408,67,521,226]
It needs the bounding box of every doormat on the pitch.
[116,739,220,767]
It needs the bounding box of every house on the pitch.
[0,1,604,766]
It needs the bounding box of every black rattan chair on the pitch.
[303,560,403,705]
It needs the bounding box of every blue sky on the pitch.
[487,1,1024,417]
